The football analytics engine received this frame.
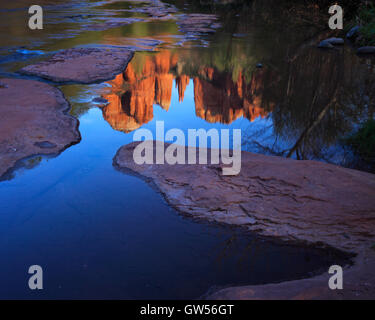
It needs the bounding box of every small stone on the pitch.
[357,46,375,54]
[318,40,334,49]
[325,37,344,45]
[347,26,360,39]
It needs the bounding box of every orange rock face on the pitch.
[101,51,272,132]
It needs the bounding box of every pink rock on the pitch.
[20,47,134,84]
[0,78,80,179]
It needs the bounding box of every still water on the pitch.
[0,0,368,299]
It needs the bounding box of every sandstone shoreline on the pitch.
[20,48,134,84]
[114,141,375,299]
[0,78,81,180]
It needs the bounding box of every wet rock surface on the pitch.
[0,78,80,179]
[20,47,134,84]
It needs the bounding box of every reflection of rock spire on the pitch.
[193,67,271,124]
[100,50,272,132]
[175,75,190,102]
[154,51,177,110]
[155,73,173,110]
[101,72,155,133]
[100,51,178,132]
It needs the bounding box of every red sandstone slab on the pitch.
[20,47,134,84]
[113,142,375,253]
[0,78,81,179]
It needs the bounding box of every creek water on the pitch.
[0,0,369,299]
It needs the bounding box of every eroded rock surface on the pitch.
[20,47,134,84]
[0,78,80,179]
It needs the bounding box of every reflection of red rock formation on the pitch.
[175,75,189,102]
[101,72,154,132]
[155,74,173,110]
[101,51,178,132]
[194,68,271,124]
[243,69,274,121]
[101,50,272,132]
[194,77,242,123]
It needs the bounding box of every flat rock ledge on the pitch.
[20,47,134,84]
[114,142,375,299]
[83,18,144,31]
[0,78,80,179]
[177,14,221,35]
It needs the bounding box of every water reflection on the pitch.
[2,0,373,171]
[100,50,273,133]
[98,40,374,171]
